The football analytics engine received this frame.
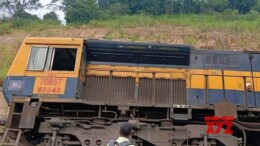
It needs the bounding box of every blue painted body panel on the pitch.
[186,89,206,106]
[256,92,260,107]
[190,50,251,71]
[4,75,259,108]
[186,89,259,108]
[246,92,255,107]
[3,76,78,105]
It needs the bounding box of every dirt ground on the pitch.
[0,87,9,119]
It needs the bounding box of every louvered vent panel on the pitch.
[85,76,135,104]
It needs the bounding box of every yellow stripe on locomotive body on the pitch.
[86,64,259,91]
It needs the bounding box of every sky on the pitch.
[27,0,66,24]
[0,0,65,24]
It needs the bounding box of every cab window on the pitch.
[51,48,77,71]
[27,46,48,70]
[27,46,77,71]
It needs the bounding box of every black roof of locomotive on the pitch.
[84,39,192,52]
[84,39,192,66]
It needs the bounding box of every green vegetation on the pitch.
[60,0,259,24]
[184,35,197,45]
[0,14,258,38]
[89,14,260,32]
[43,12,61,24]
[0,0,42,19]
[0,0,259,82]
[1,0,259,24]
[0,18,62,34]
[0,45,17,84]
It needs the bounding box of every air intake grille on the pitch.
[204,55,239,68]
[85,76,135,104]
[138,78,186,105]
[85,75,186,105]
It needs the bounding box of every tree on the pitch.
[106,3,129,16]
[141,0,166,15]
[252,1,260,12]
[0,0,42,18]
[212,0,229,13]
[178,0,202,14]
[98,0,120,9]
[118,0,166,15]
[54,0,260,21]
[119,0,144,14]
[43,11,60,23]
[63,0,100,24]
[233,0,257,14]
[171,0,183,14]
[18,11,40,20]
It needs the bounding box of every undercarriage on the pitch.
[2,97,260,146]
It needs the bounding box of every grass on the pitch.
[0,19,62,35]
[0,23,11,35]
[89,14,260,33]
[0,14,259,83]
[0,45,17,83]
[184,35,197,45]
[0,14,258,35]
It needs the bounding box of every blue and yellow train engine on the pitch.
[2,37,260,146]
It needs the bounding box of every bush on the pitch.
[248,10,259,18]
[43,12,61,24]
[0,23,11,35]
[12,19,26,29]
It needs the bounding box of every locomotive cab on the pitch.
[3,37,83,104]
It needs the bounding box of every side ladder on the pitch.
[0,128,22,146]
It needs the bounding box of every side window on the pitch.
[27,46,77,71]
[27,46,48,70]
[51,48,77,71]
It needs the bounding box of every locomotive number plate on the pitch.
[33,77,67,94]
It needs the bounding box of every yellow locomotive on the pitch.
[1,37,260,146]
